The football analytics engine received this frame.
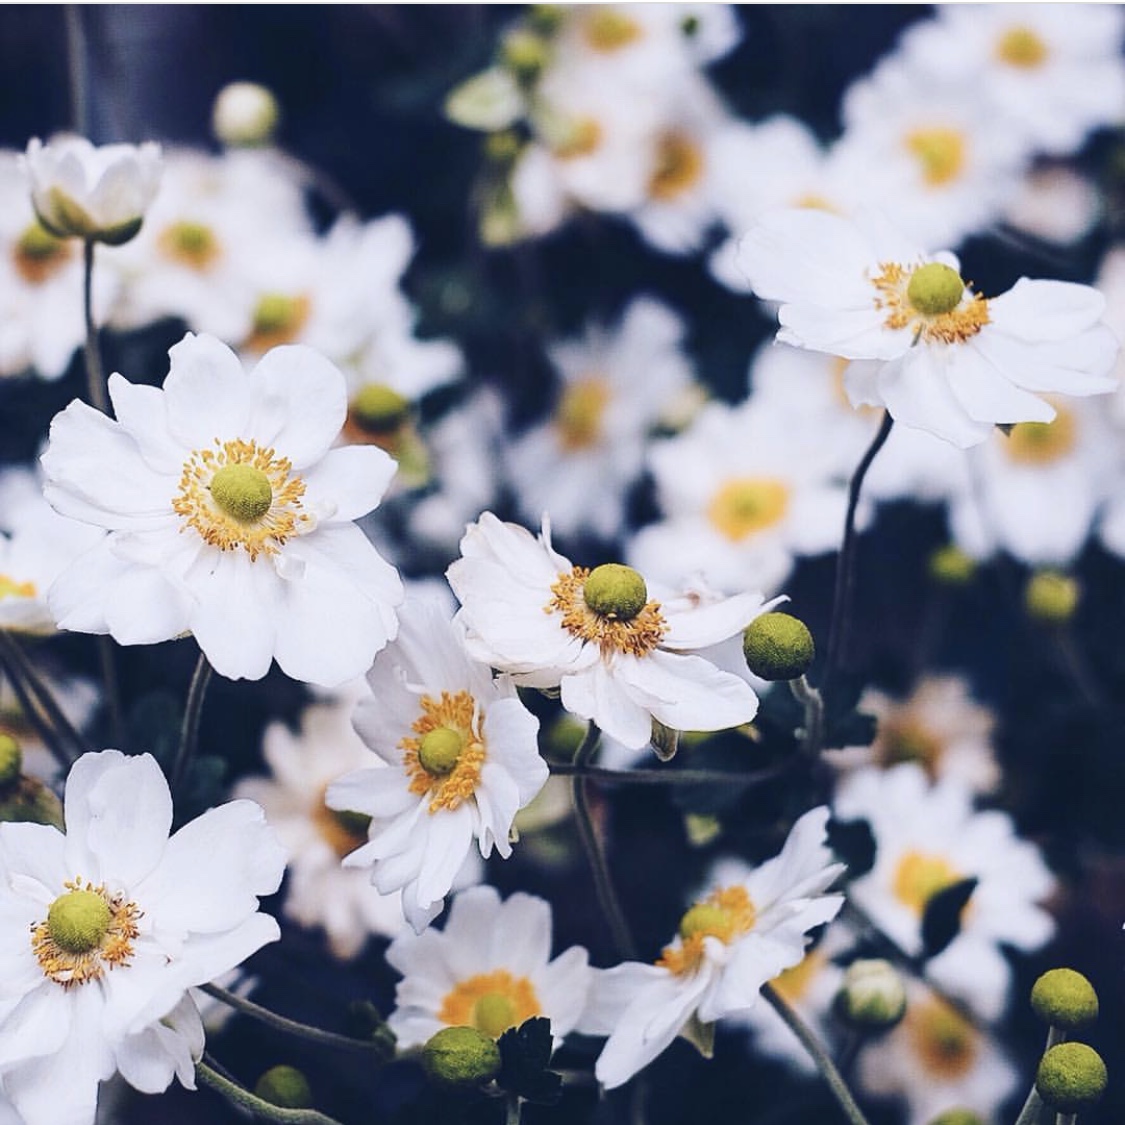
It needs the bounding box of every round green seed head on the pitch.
[742,612,815,681]
[928,545,975,585]
[209,464,273,524]
[1036,1042,1107,1112]
[1025,571,1080,624]
[422,1025,502,1086]
[835,958,907,1031]
[583,563,648,620]
[473,992,517,1039]
[927,1112,986,1125]
[254,1065,313,1109]
[252,292,302,334]
[0,734,22,788]
[907,262,965,316]
[419,727,464,776]
[47,889,111,954]
[1030,968,1099,1031]
[679,903,727,940]
[351,383,409,432]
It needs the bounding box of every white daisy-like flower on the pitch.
[834,764,1055,1021]
[40,331,403,686]
[506,297,698,541]
[1002,165,1101,247]
[385,884,592,1048]
[326,598,547,933]
[738,208,1119,447]
[447,513,773,749]
[23,136,162,246]
[856,979,1020,1125]
[582,806,844,1089]
[0,749,285,1125]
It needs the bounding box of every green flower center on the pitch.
[47,889,111,954]
[0,733,22,787]
[583,563,648,620]
[351,383,409,432]
[418,726,464,776]
[907,263,966,316]
[209,464,273,523]
[162,220,218,268]
[253,293,304,335]
[678,903,730,941]
[473,992,517,1039]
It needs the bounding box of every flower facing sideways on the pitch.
[41,332,403,686]
[0,750,285,1125]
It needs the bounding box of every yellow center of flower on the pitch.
[555,376,611,450]
[649,131,705,202]
[904,127,967,187]
[871,261,990,345]
[657,885,757,977]
[771,948,826,1004]
[246,292,311,352]
[438,970,542,1038]
[552,117,603,160]
[892,850,961,915]
[12,221,72,285]
[583,9,642,51]
[314,789,371,858]
[878,717,944,774]
[172,438,310,560]
[1004,406,1076,465]
[0,574,37,601]
[995,26,1048,69]
[401,691,486,814]
[32,878,140,988]
[158,220,221,270]
[905,996,978,1080]
[548,565,668,657]
[707,478,790,542]
[792,192,838,213]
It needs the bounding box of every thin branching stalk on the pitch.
[173,651,212,790]
[196,1058,344,1125]
[549,761,789,788]
[1013,1027,1065,1125]
[64,6,89,137]
[82,239,107,413]
[789,674,825,758]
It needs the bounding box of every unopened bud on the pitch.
[1025,571,1079,624]
[1036,1042,1107,1112]
[742,612,815,682]
[422,1025,502,1087]
[254,1065,312,1109]
[835,959,907,1031]
[1030,968,1098,1031]
[928,545,975,585]
[213,82,280,147]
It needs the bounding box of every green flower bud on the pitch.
[1036,1042,1107,1112]
[422,1025,502,1087]
[742,612,815,681]
[928,545,975,585]
[907,263,965,316]
[1030,968,1099,1031]
[927,1112,986,1125]
[0,734,22,788]
[583,564,648,620]
[254,1065,313,1109]
[1024,570,1079,624]
[835,959,907,1031]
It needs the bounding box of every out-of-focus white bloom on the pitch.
[829,676,1000,796]
[23,137,162,245]
[1002,165,1101,246]
[583,807,844,1089]
[739,208,1119,448]
[506,297,698,541]
[41,332,403,686]
[212,81,281,148]
[834,764,1055,1020]
[386,885,592,1048]
[856,980,1020,1125]
[0,750,285,1125]
[897,5,1125,158]
[628,394,851,595]
[326,599,546,933]
[448,514,774,749]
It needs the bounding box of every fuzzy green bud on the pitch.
[422,1025,502,1087]
[350,383,410,433]
[927,1112,986,1125]
[418,727,463,776]
[928,545,975,585]
[1035,1042,1107,1112]
[1030,968,1099,1031]
[209,464,273,523]
[254,1065,313,1109]
[47,889,111,954]
[907,263,965,316]
[1025,570,1079,624]
[583,564,647,620]
[835,959,907,1031]
[0,734,22,788]
[742,612,815,681]
[0,776,64,828]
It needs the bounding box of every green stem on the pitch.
[505,1093,522,1125]
[789,674,825,758]
[173,651,212,790]
[64,5,89,137]
[199,982,390,1055]
[1013,1027,1066,1125]
[97,635,124,749]
[548,761,788,787]
[570,723,638,960]
[82,239,107,413]
[762,984,873,1125]
[196,1058,344,1125]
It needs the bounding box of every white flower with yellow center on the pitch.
[385,884,591,1049]
[0,749,285,1125]
[581,807,844,1089]
[739,208,1119,448]
[40,331,403,686]
[326,598,546,933]
[834,764,1055,1020]
[448,514,772,749]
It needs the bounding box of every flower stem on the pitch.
[173,651,212,791]
[570,722,638,960]
[196,1057,344,1125]
[82,239,107,413]
[505,1093,522,1125]
[762,983,873,1125]
[821,411,893,699]
[789,674,825,757]
[199,982,393,1056]
[1013,1027,1065,1125]
[548,761,788,787]
[64,5,89,137]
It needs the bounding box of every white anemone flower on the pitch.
[447,513,774,750]
[23,136,162,246]
[738,208,1119,448]
[0,749,285,1125]
[40,331,403,686]
[582,806,844,1089]
[385,885,592,1048]
[326,598,547,933]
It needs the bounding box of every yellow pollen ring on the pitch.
[548,565,668,657]
[555,376,610,450]
[906,996,979,1080]
[583,9,642,51]
[401,691,486,814]
[438,970,541,1037]
[0,574,37,601]
[649,131,705,202]
[708,478,790,542]
[872,261,990,345]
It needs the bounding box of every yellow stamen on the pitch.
[401,691,486,814]
[995,26,1048,69]
[904,127,966,187]
[657,885,756,977]
[0,575,37,601]
[707,478,790,542]
[649,131,705,202]
[892,850,961,915]
[871,261,990,345]
[438,969,541,1037]
[547,565,668,657]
